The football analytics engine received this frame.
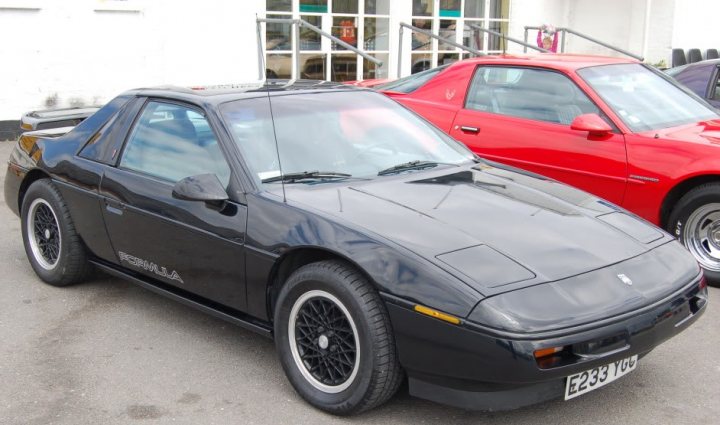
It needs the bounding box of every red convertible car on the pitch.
[375,54,720,284]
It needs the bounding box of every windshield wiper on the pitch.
[261,171,352,183]
[377,160,459,176]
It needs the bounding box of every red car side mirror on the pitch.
[570,114,613,137]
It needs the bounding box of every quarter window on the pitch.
[120,102,231,185]
[465,66,600,125]
[713,67,720,101]
[374,64,449,93]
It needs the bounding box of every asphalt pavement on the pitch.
[0,141,718,425]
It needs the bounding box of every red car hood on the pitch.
[640,119,720,145]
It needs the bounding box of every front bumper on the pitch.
[384,274,707,411]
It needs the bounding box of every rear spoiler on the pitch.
[20,106,101,132]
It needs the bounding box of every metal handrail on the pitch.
[469,24,549,53]
[523,25,644,61]
[563,27,644,60]
[256,17,383,80]
[398,22,485,77]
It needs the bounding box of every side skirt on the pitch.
[90,260,274,339]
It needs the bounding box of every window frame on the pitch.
[463,64,618,132]
[710,65,720,101]
[115,98,236,189]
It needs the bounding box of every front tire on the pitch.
[668,183,720,286]
[21,179,92,286]
[274,260,403,415]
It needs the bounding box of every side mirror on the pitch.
[570,113,613,137]
[172,174,228,203]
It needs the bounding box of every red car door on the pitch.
[449,66,628,205]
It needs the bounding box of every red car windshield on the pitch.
[578,63,718,132]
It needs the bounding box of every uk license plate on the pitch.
[564,355,638,400]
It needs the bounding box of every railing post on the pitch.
[523,28,528,54]
[398,25,404,78]
[561,29,567,53]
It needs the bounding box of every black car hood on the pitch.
[279,163,674,297]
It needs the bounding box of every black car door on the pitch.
[99,99,249,312]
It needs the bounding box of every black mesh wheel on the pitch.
[26,198,62,270]
[274,260,403,415]
[20,179,92,286]
[289,289,360,393]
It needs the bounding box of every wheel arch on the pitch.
[266,246,379,321]
[17,169,51,213]
[660,174,720,229]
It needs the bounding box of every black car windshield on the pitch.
[578,63,718,132]
[220,90,474,184]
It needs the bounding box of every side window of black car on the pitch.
[465,66,600,125]
[120,102,231,185]
[79,96,140,165]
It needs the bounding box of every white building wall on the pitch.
[672,0,720,52]
[564,0,646,58]
[508,0,676,64]
[0,0,265,120]
[0,0,715,121]
[645,0,676,66]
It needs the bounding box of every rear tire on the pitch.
[274,260,403,415]
[668,183,720,287]
[21,179,93,286]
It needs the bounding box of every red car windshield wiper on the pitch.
[261,171,352,183]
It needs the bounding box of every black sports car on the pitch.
[4,81,707,415]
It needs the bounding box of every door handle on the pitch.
[104,199,125,215]
[459,125,480,134]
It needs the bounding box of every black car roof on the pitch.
[127,80,363,105]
